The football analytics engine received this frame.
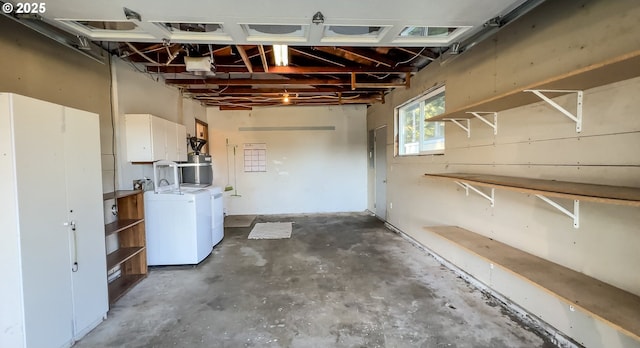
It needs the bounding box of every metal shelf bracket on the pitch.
[455,181,495,207]
[446,119,471,138]
[535,194,580,228]
[524,89,583,133]
[467,112,498,135]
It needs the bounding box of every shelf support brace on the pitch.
[535,194,580,228]
[446,119,471,138]
[523,89,583,133]
[467,112,498,135]
[454,181,495,207]
[455,181,469,195]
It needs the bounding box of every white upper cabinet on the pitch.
[165,122,188,162]
[125,114,187,162]
[176,123,188,161]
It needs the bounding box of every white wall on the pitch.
[368,1,640,344]
[107,58,206,253]
[367,0,640,297]
[110,58,207,191]
[0,16,113,195]
[207,105,367,215]
[367,0,640,344]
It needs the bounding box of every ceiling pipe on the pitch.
[441,0,547,65]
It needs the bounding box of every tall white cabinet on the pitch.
[0,93,108,348]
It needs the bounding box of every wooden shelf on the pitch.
[107,274,146,305]
[103,190,147,307]
[103,189,143,201]
[424,225,640,340]
[105,218,144,237]
[429,50,640,122]
[424,173,640,207]
[106,247,145,270]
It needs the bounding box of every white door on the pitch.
[13,95,74,348]
[63,107,108,339]
[374,126,387,220]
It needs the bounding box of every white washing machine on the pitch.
[209,186,224,248]
[144,187,213,266]
[181,184,224,249]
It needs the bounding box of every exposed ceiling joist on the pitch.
[167,78,347,87]
[258,45,269,72]
[147,65,414,74]
[184,87,350,95]
[235,45,253,73]
[7,0,545,108]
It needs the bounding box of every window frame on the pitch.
[395,85,446,156]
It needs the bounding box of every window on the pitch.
[396,86,445,155]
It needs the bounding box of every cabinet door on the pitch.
[12,94,74,348]
[150,115,168,161]
[178,124,188,161]
[63,107,108,339]
[162,118,178,161]
[174,124,188,161]
[0,94,25,348]
[125,114,154,162]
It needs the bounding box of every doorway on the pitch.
[195,119,209,154]
[374,126,387,220]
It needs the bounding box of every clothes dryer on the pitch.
[144,188,212,265]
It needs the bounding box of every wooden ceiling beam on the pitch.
[289,47,346,67]
[184,87,351,95]
[202,95,383,107]
[125,42,160,65]
[235,45,253,73]
[259,66,414,74]
[335,47,397,67]
[395,47,439,61]
[258,45,269,73]
[166,78,350,86]
[147,65,415,74]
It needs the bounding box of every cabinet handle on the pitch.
[70,221,79,272]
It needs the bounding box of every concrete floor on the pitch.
[77,213,556,348]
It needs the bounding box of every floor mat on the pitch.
[224,215,256,228]
[248,222,293,239]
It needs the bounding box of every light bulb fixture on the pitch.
[273,44,289,66]
[283,92,290,104]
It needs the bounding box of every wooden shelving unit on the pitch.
[104,190,147,306]
[424,173,640,228]
[417,51,640,346]
[424,225,640,340]
[427,50,640,135]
